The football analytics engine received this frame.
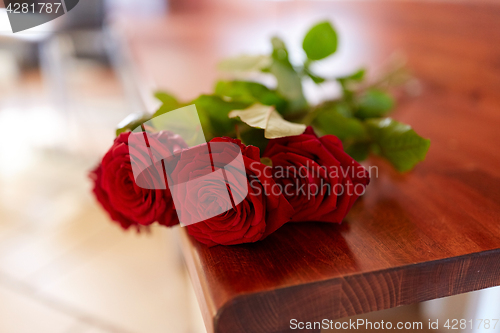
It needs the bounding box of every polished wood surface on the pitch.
[117,1,500,332]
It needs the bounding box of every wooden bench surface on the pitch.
[117,1,500,332]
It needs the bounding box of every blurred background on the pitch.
[0,1,206,333]
[0,0,499,332]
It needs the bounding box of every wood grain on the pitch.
[116,1,500,332]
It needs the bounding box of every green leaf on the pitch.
[302,21,338,61]
[215,80,287,112]
[337,68,366,83]
[116,113,151,136]
[304,66,326,84]
[151,94,213,143]
[150,105,206,146]
[193,95,249,136]
[366,118,430,172]
[345,142,370,162]
[313,103,366,141]
[153,101,182,120]
[270,37,308,113]
[356,89,395,119]
[334,102,354,118]
[151,92,184,133]
[337,69,366,103]
[154,91,180,110]
[240,127,269,152]
[218,55,271,72]
[229,104,306,139]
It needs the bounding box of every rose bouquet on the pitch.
[90,21,430,247]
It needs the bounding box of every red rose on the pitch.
[263,126,370,223]
[171,137,293,247]
[89,131,186,230]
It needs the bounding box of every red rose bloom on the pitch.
[170,137,293,247]
[90,131,186,230]
[263,126,370,224]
